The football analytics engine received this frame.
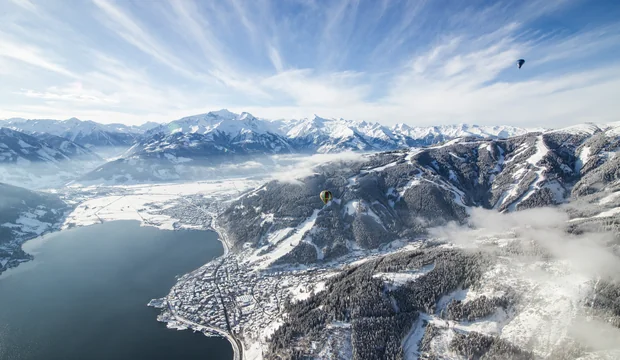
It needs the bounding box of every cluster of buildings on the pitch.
[162,248,336,344]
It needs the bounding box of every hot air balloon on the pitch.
[517,59,525,69]
[319,190,333,205]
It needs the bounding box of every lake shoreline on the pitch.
[150,212,244,360]
[0,220,234,360]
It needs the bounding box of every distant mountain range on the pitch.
[3,109,618,186]
[144,109,539,153]
[72,110,545,184]
[1,110,542,158]
[0,128,102,189]
[1,117,159,150]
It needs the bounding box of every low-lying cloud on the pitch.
[430,206,620,354]
[432,207,620,278]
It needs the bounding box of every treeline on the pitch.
[389,250,492,314]
[266,247,494,359]
[449,331,534,360]
[445,294,514,322]
[351,312,418,360]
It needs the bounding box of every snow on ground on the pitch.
[545,180,567,203]
[63,179,264,231]
[290,280,328,302]
[72,178,262,198]
[262,319,283,341]
[347,174,357,187]
[344,200,359,216]
[400,224,601,359]
[304,236,324,260]
[503,135,550,210]
[368,159,399,172]
[527,135,548,166]
[343,200,388,229]
[62,194,180,230]
[599,191,620,205]
[498,262,588,357]
[403,315,428,360]
[575,146,591,173]
[405,148,424,164]
[260,213,274,226]
[243,341,263,360]
[364,206,386,228]
[265,227,294,245]
[594,207,620,218]
[14,213,51,235]
[449,152,466,161]
[374,264,435,289]
[247,209,321,268]
[397,175,422,201]
[547,123,601,136]
[429,138,461,149]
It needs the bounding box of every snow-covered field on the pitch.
[62,178,264,231]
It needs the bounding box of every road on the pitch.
[178,197,245,360]
[166,302,242,360]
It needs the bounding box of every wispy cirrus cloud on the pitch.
[0,31,77,78]
[0,0,619,127]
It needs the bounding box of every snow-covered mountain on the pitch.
[142,109,534,154]
[79,130,293,184]
[0,128,100,164]
[391,123,542,146]
[81,110,538,184]
[146,109,280,136]
[275,115,401,153]
[210,123,620,359]
[143,110,292,156]
[219,120,620,261]
[2,117,158,151]
[0,128,103,189]
[79,111,295,184]
[273,115,540,153]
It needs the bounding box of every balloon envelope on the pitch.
[517,59,525,69]
[319,190,333,204]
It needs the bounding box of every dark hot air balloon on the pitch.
[319,190,333,205]
[517,59,525,69]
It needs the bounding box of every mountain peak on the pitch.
[392,123,412,131]
[208,109,238,119]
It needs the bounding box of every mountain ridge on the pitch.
[0,127,103,189]
[77,110,546,184]
[1,117,158,151]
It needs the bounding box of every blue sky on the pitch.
[1,0,619,127]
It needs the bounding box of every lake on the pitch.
[0,220,233,360]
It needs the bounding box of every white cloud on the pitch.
[92,0,203,81]
[8,0,37,13]
[433,207,620,278]
[0,31,77,78]
[267,44,284,73]
[260,69,370,107]
[0,0,619,127]
[269,151,365,183]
